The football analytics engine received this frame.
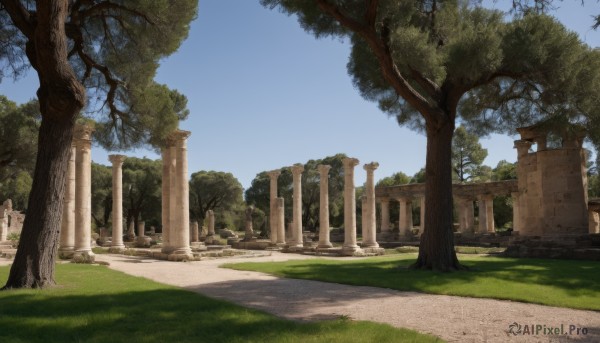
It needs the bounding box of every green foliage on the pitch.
[0,264,441,343]
[0,1,198,150]
[122,157,162,230]
[227,255,600,310]
[91,163,113,231]
[452,126,488,182]
[189,170,244,228]
[376,172,411,187]
[0,96,39,208]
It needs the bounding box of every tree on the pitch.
[452,125,488,182]
[0,0,197,289]
[189,171,244,225]
[122,157,162,234]
[0,96,39,183]
[91,162,112,230]
[261,1,598,270]
[491,160,517,230]
[377,171,411,187]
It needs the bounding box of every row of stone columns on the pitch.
[59,124,95,262]
[267,157,379,255]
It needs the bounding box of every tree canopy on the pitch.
[189,170,244,224]
[452,125,488,182]
[261,0,600,270]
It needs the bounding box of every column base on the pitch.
[341,244,362,256]
[108,245,125,253]
[72,250,95,263]
[317,242,333,249]
[58,247,75,259]
[168,247,193,261]
[161,245,174,254]
[135,236,152,248]
[361,241,379,248]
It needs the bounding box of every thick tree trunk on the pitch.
[2,0,86,289]
[412,117,463,271]
[3,117,75,288]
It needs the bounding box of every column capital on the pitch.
[513,139,533,158]
[74,123,95,141]
[343,157,360,169]
[317,164,331,174]
[266,169,281,179]
[363,162,379,172]
[169,130,191,147]
[290,163,304,175]
[378,197,390,204]
[108,154,127,165]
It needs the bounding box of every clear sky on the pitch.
[0,1,598,191]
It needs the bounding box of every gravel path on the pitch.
[84,252,600,343]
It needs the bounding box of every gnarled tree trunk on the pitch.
[2,0,86,289]
[412,116,463,271]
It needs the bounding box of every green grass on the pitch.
[225,254,600,311]
[0,264,442,343]
[385,246,504,255]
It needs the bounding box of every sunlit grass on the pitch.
[225,254,600,310]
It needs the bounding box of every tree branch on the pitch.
[0,0,34,39]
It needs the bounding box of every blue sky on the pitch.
[0,1,598,190]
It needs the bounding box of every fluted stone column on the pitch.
[161,147,172,253]
[398,198,413,236]
[267,170,281,244]
[361,196,367,242]
[59,144,76,257]
[208,210,215,236]
[73,124,94,262]
[289,163,304,248]
[276,197,286,244]
[109,154,126,252]
[166,140,178,254]
[485,195,495,233]
[169,130,193,260]
[0,207,6,242]
[478,195,495,233]
[380,198,391,232]
[191,221,199,242]
[317,164,332,248]
[588,210,600,234]
[511,192,520,233]
[363,162,379,247]
[342,157,361,255]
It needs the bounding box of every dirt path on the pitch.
[87,252,600,343]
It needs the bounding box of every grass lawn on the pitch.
[0,264,442,343]
[224,254,600,311]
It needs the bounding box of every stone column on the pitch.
[73,124,95,262]
[363,162,379,247]
[161,147,172,253]
[342,157,361,255]
[511,192,520,233]
[208,210,215,236]
[59,144,76,257]
[169,130,193,260]
[485,195,495,233]
[361,196,367,242]
[108,154,126,252]
[398,198,413,236]
[267,170,281,245]
[290,163,304,248]
[466,199,475,232]
[588,210,600,234]
[0,207,6,242]
[276,197,286,245]
[419,196,426,234]
[317,164,332,248]
[244,206,254,241]
[380,198,391,232]
[137,221,145,237]
[166,139,178,254]
[191,221,199,242]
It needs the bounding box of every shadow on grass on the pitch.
[226,255,600,310]
[0,264,442,343]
